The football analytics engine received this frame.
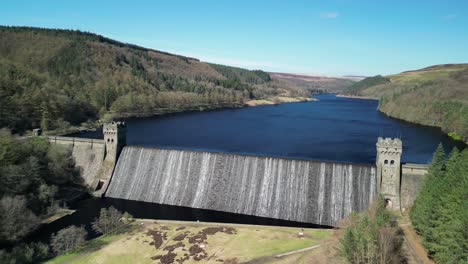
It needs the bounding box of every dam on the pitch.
[105,147,376,226]
[44,120,430,227]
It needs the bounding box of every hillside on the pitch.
[270,72,355,93]
[340,64,468,143]
[0,26,308,134]
[341,75,390,95]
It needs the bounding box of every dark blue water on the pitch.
[125,94,463,164]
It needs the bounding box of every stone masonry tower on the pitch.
[103,121,126,162]
[376,137,403,210]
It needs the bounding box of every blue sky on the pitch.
[1,0,467,76]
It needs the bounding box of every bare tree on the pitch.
[50,225,87,255]
[91,206,123,235]
[0,196,39,242]
[378,227,405,264]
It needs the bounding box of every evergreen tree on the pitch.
[411,144,445,238]
[431,149,465,263]
[429,144,446,174]
[411,146,468,263]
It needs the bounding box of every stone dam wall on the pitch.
[46,136,105,188]
[105,146,377,226]
[400,163,428,212]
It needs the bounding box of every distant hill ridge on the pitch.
[0,26,310,134]
[0,26,199,61]
[401,63,468,74]
[269,72,355,93]
[341,64,468,143]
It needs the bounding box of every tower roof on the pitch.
[103,121,126,131]
[376,137,402,148]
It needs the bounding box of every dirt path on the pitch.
[275,245,321,258]
[244,244,326,264]
[400,224,433,264]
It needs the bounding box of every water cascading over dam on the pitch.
[105,146,376,226]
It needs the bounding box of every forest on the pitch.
[0,130,138,263]
[0,129,89,262]
[0,130,84,245]
[0,26,305,135]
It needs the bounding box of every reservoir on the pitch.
[124,94,463,164]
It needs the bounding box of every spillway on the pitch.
[105,146,376,226]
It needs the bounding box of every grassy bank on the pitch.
[46,220,331,264]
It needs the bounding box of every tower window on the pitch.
[390,160,395,165]
[111,139,114,143]
[384,160,388,164]
[107,138,110,142]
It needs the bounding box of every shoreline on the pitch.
[244,96,316,107]
[336,94,378,100]
[338,94,467,144]
[110,96,316,121]
[53,96,316,136]
[378,108,468,145]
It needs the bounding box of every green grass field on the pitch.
[45,220,332,264]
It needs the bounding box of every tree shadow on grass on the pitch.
[80,223,136,254]
[46,224,137,263]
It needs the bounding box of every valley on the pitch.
[0,5,467,262]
